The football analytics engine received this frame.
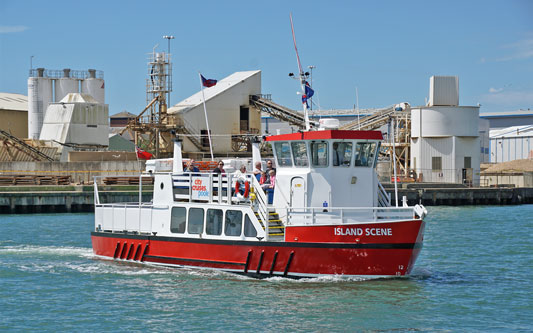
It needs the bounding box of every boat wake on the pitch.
[0,244,93,258]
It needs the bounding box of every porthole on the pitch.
[160,182,164,190]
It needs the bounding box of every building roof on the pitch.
[490,125,533,138]
[167,70,261,114]
[265,130,383,142]
[480,109,533,118]
[0,92,28,111]
[111,111,136,118]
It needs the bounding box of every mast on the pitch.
[290,13,311,131]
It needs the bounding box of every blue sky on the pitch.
[1,0,532,115]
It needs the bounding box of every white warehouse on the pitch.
[411,76,480,185]
[168,70,262,154]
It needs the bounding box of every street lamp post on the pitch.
[162,35,174,106]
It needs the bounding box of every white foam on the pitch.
[0,245,93,257]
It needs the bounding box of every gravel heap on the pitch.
[482,159,533,173]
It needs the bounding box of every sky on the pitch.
[1,0,532,116]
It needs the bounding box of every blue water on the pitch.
[1,206,532,331]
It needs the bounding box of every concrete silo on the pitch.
[81,69,105,104]
[27,68,53,139]
[55,68,79,102]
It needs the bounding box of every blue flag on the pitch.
[302,81,314,106]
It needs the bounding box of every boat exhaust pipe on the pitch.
[173,137,183,174]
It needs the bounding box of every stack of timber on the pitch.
[103,177,154,185]
[0,175,71,185]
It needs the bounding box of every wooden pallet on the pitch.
[103,177,154,185]
[0,175,71,186]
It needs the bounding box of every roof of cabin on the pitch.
[265,130,383,141]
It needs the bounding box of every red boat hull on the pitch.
[91,220,425,279]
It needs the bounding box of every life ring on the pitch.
[243,181,250,198]
[234,179,250,198]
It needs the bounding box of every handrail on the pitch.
[377,180,391,207]
[250,175,269,240]
[286,206,417,225]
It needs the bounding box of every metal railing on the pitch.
[377,180,391,207]
[285,206,418,225]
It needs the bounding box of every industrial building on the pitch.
[28,68,105,139]
[0,92,28,138]
[480,109,533,129]
[410,76,480,185]
[168,70,262,154]
[39,93,109,161]
[489,125,533,163]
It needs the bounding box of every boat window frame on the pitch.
[310,141,329,168]
[354,141,377,168]
[273,141,293,167]
[224,209,243,237]
[243,213,257,237]
[290,141,309,167]
[170,206,187,234]
[205,208,223,236]
[332,141,353,167]
[187,207,204,235]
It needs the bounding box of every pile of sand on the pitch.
[482,159,533,173]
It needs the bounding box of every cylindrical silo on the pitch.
[55,69,79,102]
[81,70,105,104]
[27,69,53,139]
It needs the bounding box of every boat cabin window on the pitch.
[354,142,377,167]
[274,142,293,167]
[170,207,186,234]
[224,210,242,236]
[244,214,257,237]
[206,209,223,235]
[311,142,328,167]
[291,142,309,167]
[332,142,352,167]
[188,208,204,234]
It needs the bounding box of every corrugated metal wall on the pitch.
[490,136,533,162]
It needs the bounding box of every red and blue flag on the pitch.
[201,74,217,88]
[302,81,315,106]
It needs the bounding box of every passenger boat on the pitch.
[91,123,427,279]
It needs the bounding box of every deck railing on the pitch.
[285,206,417,225]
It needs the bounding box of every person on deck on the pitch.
[265,160,276,183]
[253,161,263,181]
[213,161,225,174]
[184,159,200,173]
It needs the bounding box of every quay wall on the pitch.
[0,161,146,184]
[0,185,532,214]
[386,186,533,206]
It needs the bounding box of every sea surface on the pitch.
[0,205,532,332]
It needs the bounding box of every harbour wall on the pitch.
[0,184,532,214]
[0,161,146,184]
